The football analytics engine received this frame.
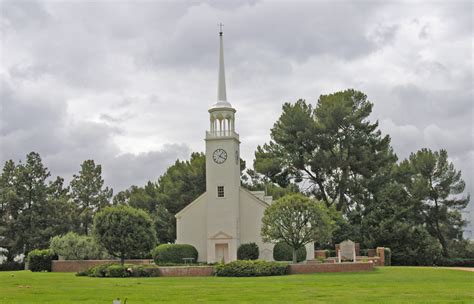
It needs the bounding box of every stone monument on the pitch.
[338,240,356,262]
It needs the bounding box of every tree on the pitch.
[0,153,73,259]
[261,193,333,263]
[0,160,20,261]
[403,149,469,257]
[93,205,157,265]
[254,90,396,212]
[70,160,112,235]
[50,232,109,260]
[114,183,175,243]
[242,169,300,200]
[156,152,206,214]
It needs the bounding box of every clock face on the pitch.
[213,149,227,164]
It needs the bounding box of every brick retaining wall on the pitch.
[52,259,154,272]
[53,260,372,276]
[52,260,213,276]
[158,266,214,277]
[288,262,373,274]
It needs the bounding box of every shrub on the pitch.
[215,260,288,277]
[435,258,474,267]
[273,241,306,263]
[384,248,391,266]
[0,261,25,271]
[237,243,259,260]
[390,228,442,266]
[88,263,114,277]
[105,264,130,277]
[50,232,109,260]
[152,244,198,264]
[27,249,53,272]
[79,263,160,277]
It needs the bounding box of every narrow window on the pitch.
[217,186,225,198]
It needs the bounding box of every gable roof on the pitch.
[174,192,207,218]
[175,187,271,219]
[240,187,270,208]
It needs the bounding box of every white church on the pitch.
[175,30,314,263]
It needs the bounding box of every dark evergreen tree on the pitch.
[254,90,396,212]
[70,160,112,235]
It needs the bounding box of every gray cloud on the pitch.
[0,0,472,210]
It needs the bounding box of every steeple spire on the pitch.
[211,24,232,109]
[217,24,227,102]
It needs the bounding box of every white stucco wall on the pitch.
[239,188,275,261]
[175,193,208,262]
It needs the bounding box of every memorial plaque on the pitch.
[339,240,356,261]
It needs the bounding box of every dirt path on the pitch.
[440,267,474,272]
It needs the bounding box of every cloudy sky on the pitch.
[1,0,472,206]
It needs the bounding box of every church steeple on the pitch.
[211,25,233,110]
[218,29,227,103]
[208,26,237,139]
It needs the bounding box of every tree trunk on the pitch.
[120,255,125,266]
[292,248,297,264]
[433,198,449,258]
[435,220,449,258]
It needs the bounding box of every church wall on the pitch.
[175,193,208,262]
[239,189,275,261]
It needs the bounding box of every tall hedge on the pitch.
[237,243,259,260]
[273,241,306,262]
[152,244,198,264]
[27,249,53,272]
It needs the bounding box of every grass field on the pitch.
[0,267,472,303]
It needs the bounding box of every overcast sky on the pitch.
[1,1,472,208]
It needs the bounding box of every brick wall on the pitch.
[158,266,214,277]
[52,260,214,276]
[288,262,373,274]
[52,259,154,272]
[376,247,385,266]
[314,250,327,258]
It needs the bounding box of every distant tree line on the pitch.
[0,89,471,265]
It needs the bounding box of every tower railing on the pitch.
[206,130,239,139]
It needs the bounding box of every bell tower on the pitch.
[205,27,241,263]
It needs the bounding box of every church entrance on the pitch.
[215,243,229,263]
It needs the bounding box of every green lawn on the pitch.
[0,267,472,303]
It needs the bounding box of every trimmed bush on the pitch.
[27,249,53,272]
[215,260,288,277]
[152,244,198,264]
[273,241,306,263]
[237,243,259,260]
[384,248,391,266]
